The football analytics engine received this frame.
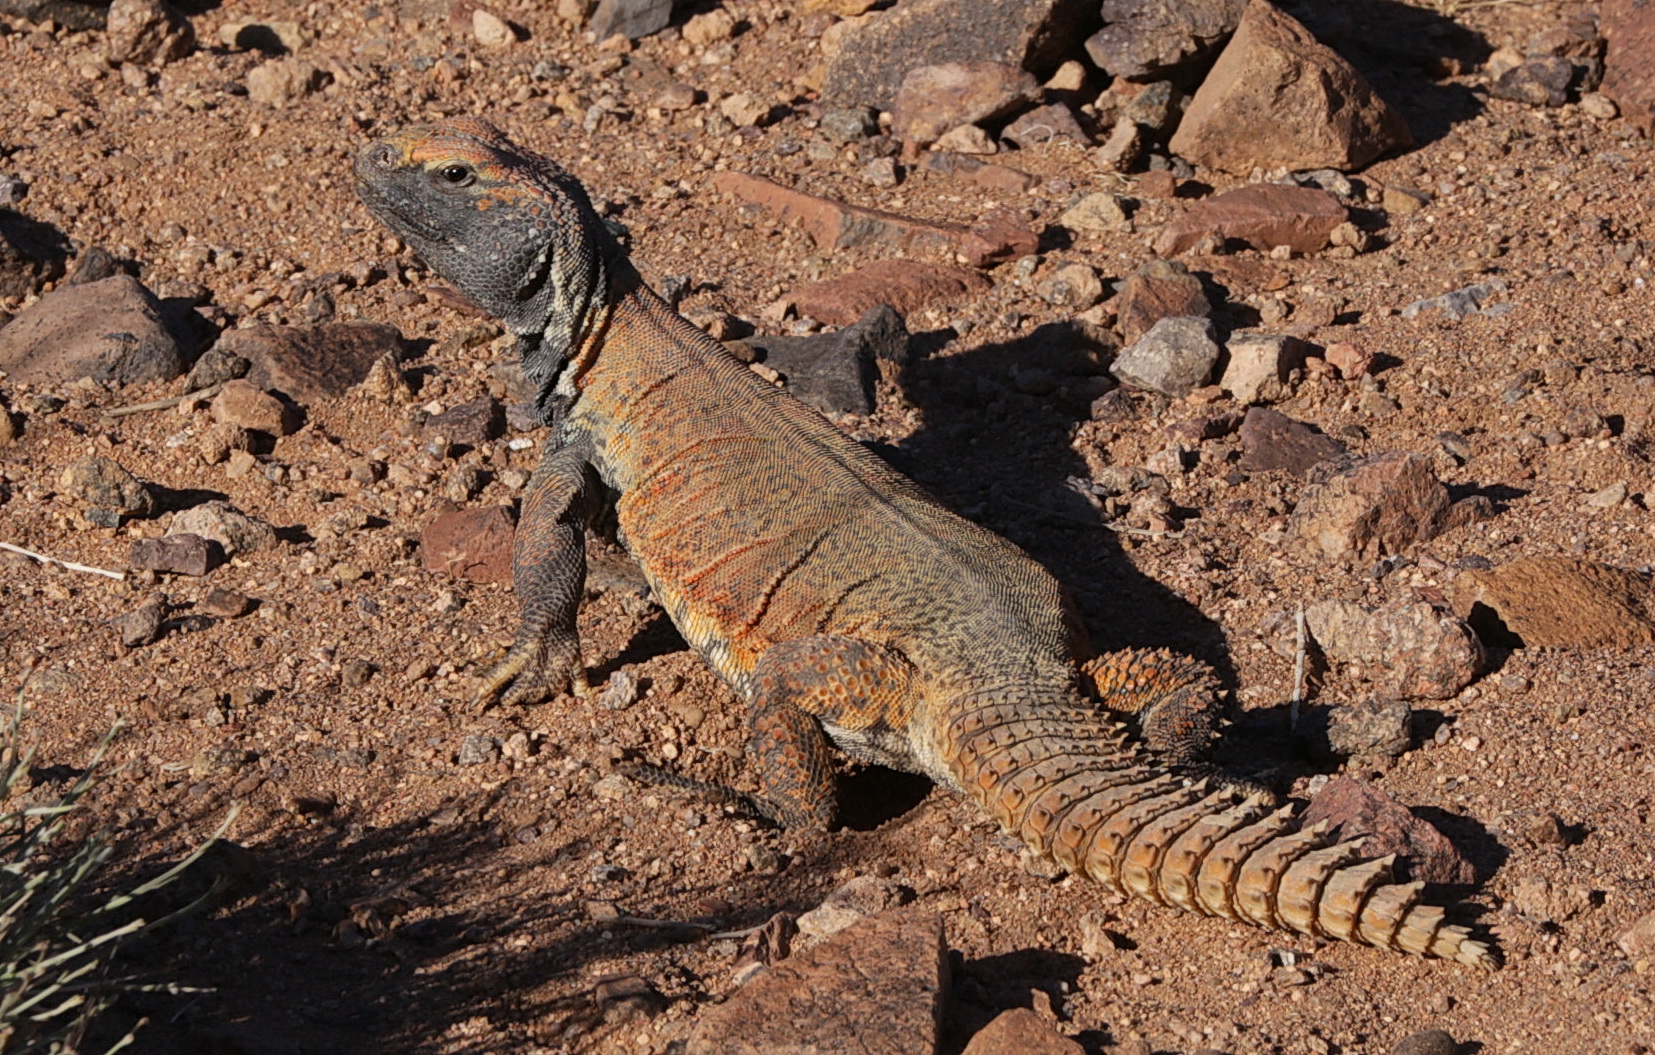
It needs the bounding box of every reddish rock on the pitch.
[1302,777,1477,886]
[0,273,185,386]
[199,587,253,618]
[821,0,1096,111]
[1237,407,1345,476]
[1116,259,1211,344]
[714,171,1033,266]
[1446,557,1655,649]
[891,62,1037,148]
[921,152,1038,193]
[421,505,517,584]
[1155,184,1348,256]
[1290,451,1450,561]
[215,322,404,404]
[1135,169,1179,198]
[789,260,992,327]
[211,379,298,436]
[963,1008,1083,1055]
[130,534,219,576]
[1323,340,1374,378]
[685,909,947,1055]
[1168,0,1412,174]
[1305,599,1485,701]
[105,0,195,66]
[1602,0,1655,133]
[1001,102,1090,148]
[424,396,504,447]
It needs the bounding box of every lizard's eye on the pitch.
[435,163,476,188]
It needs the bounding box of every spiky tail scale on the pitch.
[943,698,1497,970]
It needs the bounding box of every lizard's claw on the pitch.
[475,639,591,709]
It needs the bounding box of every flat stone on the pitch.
[0,0,110,30]
[713,171,1034,266]
[60,456,153,517]
[1490,56,1575,106]
[933,124,999,155]
[1604,0,1655,133]
[0,209,70,299]
[1060,191,1131,233]
[211,379,298,437]
[795,875,914,939]
[199,587,253,618]
[1001,102,1090,148]
[105,0,194,66]
[788,260,991,327]
[820,107,879,143]
[1306,599,1485,701]
[685,909,947,1055]
[216,322,405,403]
[1084,0,1246,81]
[920,152,1038,193]
[1401,280,1507,322]
[1301,777,1477,886]
[1220,332,1307,405]
[821,0,1097,111]
[130,534,219,576]
[1237,407,1346,475]
[1291,451,1449,561]
[1109,316,1219,398]
[0,273,185,386]
[425,396,505,447]
[471,8,516,46]
[590,0,671,40]
[1155,184,1348,256]
[168,501,277,557]
[1168,0,1412,174]
[421,505,516,584]
[891,62,1037,148]
[1445,557,1655,649]
[1116,259,1211,344]
[740,305,909,416]
[963,1008,1083,1055]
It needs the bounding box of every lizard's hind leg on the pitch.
[632,637,925,830]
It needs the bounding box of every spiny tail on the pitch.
[944,701,1497,969]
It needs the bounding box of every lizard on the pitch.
[354,117,1496,970]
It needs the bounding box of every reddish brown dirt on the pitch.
[1,1,1653,1053]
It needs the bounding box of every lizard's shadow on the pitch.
[888,321,1234,680]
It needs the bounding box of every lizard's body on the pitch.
[356,118,1495,969]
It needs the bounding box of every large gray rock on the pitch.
[590,0,671,40]
[1109,316,1219,398]
[822,0,1097,111]
[0,273,185,386]
[1085,0,1247,82]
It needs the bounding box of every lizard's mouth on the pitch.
[354,177,447,246]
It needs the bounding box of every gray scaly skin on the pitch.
[354,118,1496,969]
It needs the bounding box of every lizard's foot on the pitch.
[475,639,590,709]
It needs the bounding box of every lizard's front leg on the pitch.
[476,441,600,708]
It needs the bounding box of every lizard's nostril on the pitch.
[371,144,398,169]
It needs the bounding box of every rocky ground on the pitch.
[2,0,1655,1052]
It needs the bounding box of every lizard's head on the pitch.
[354,118,612,382]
